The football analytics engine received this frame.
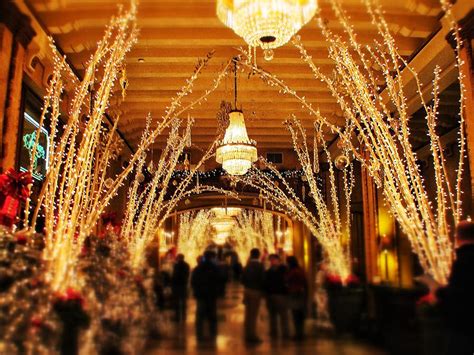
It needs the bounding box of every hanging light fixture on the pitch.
[216,59,257,176]
[216,0,318,60]
[211,207,242,218]
[211,215,235,245]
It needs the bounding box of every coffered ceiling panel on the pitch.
[23,0,443,149]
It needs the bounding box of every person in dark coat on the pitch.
[171,253,190,322]
[241,248,265,343]
[436,220,474,355]
[264,254,289,338]
[191,250,220,342]
[286,256,308,341]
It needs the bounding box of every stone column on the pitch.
[0,1,36,171]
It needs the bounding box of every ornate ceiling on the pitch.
[23,0,444,150]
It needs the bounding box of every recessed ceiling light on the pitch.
[138,58,145,63]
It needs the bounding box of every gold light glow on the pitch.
[24,2,234,292]
[235,117,354,282]
[216,0,318,52]
[216,111,257,176]
[211,207,242,217]
[238,0,466,285]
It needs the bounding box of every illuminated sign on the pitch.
[19,112,49,181]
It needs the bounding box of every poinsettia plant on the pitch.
[325,273,361,289]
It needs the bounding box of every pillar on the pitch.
[292,220,314,312]
[361,159,379,283]
[0,1,36,171]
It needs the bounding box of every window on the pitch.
[18,89,49,181]
[266,152,283,164]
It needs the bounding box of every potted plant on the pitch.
[416,292,446,355]
[325,274,364,334]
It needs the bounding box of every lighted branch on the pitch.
[235,118,354,281]
[25,1,232,292]
[178,210,214,267]
[240,0,466,285]
[230,209,277,263]
[123,118,237,272]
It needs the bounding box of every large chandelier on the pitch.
[216,0,318,58]
[216,60,257,176]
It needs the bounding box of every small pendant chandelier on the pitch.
[216,0,318,59]
[210,207,238,245]
[216,59,257,176]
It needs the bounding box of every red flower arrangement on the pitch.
[30,316,43,328]
[0,169,32,227]
[55,287,85,307]
[15,233,28,245]
[0,168,32,201]
[417,292,437,306]
[326,273,361,288]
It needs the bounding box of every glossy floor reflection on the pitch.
[146,283,387,354]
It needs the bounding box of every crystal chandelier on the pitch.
[216,0,318,58]
[211,215,235,245]
[216,59,257,175]
[212,207,242,218]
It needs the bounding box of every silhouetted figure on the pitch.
[217,260,229,298]
[242,248,265,343]
[286,256,308,341]
[191,250,220,342]
[171,254,190,322]
[264,254,289,338]
[437,220,474,355]
[232,260,243,281]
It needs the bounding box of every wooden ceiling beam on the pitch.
[116,102,340,115]
[69,47,335,66]
[55,28,422,55]
[41,12,438,40]
[120,78,330,92]
[121,91,335,103]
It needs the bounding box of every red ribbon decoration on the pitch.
[0,168,32,201]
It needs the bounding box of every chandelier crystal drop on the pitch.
[216,0,318,51]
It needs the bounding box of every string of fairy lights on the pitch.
[122,116,235,271]
[169,168,306,179]
[14,0,468,295]
[22,0,233,292]
[1,0,468,353]
[177,208,282,265]
[238,0,466,284]
[232,116,354,281]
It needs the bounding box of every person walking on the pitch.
[171,253,190,323]
[264,254,289,339]
[286,256,308,341]
[191,250,220,342]
[436,220,474,355]
[241,248,265,343]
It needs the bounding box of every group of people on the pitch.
[242,249,307,343]
[169,248,308,344]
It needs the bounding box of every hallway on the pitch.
[146,283,387,355]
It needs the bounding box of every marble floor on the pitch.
[146,283,387,355]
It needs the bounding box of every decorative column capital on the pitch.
[0,0,36,48]
[446,9,474,52]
